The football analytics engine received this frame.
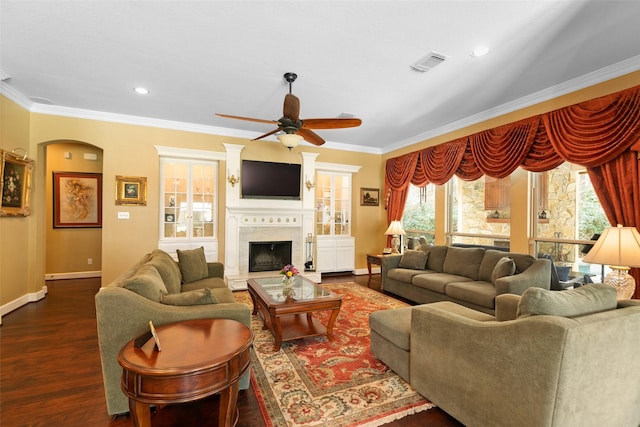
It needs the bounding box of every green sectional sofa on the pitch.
[370,285,640,427]
[95,248,251,416]
[381,245,552,315]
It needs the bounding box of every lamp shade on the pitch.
[582,225,640,268]
[384,220,406,236]
[277,133,303,149]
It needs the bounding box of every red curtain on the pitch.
[384,84,640,297]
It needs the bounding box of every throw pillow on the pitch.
[176,247,208,284]
[491,256,516,285]
[124,264,168,302]
[146,250,182,294]
[398,250,429,270]
[161,288,216,306]
[517,284,617,318]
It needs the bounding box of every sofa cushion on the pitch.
[442,247,485,280]
[398,250,429,270]
[412,273,472,294]
[210,288,237,304]
[425,246,448,272]
[147,250,182,294]
[181,277,228,291]
[161,288,216,306]
[177,247,208,284]
[445,281,496,309]
[517,284,617,318]
[491,256,516,285]
[123,264,168,302]
[478,250,510,282]
[388,268,431,283]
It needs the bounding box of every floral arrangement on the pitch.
[280,264,299,278]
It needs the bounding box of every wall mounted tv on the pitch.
[241,160,301,200]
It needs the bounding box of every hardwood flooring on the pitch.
[0,274,463,427]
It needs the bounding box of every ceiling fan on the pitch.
[216,72,362,148]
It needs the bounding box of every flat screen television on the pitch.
[241,160,301,200]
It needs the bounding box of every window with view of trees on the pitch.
[402,183,436,246]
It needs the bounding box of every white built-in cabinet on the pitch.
[156,147,224,261]
[314,170,355,272]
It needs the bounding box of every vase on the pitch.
[282,276,296,301]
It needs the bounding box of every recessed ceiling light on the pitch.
[133,87,150,95]
[471,46,490,57]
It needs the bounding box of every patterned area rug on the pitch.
[235,283,433,427]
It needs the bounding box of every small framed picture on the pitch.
[360,187,380,206]
[165,213,175,222]
[115,176,147,206]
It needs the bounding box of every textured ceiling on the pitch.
[2,1,640,153]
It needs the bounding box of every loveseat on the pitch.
[381,245,551,315]
[370,285,640,427]
[95,248,251,416]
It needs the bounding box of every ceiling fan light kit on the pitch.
[277,133,303,149]
[216,72,361,148]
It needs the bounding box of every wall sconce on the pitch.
[305,180,315,191]
[227,170,240,187]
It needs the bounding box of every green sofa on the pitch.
[381,245,552,315]
[95,248,251,416]
[370,285,640,427]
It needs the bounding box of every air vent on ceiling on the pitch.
[410,51,448,72]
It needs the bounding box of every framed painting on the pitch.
[53,172,103,228]
[360,187,380,206]
[115,175,147,206]
[0,150,35,217]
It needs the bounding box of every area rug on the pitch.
[235,283,433,427]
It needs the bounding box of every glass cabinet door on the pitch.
[315,171,351,236]
[161,158,216,240]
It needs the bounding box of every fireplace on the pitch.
[248,241,292,272]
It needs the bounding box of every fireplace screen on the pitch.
[248,241,292,272]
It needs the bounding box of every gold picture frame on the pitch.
[360,187,380,206]
[0,149,35,217]
[53,172,103,228]
[115,175,147,206]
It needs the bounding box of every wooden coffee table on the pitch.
[118,318,253,427]
[247,276,342,351]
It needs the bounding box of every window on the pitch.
[402,183,436,246]
[448,175,511,248]
[533,163,608,283]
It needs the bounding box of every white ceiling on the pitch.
[2,1,640,154]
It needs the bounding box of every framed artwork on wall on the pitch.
[115,175,147,206]
[0,149,35,217]
[53,172,103,228]
[360,187,380,206]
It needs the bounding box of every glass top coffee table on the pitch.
[247,276,342,351]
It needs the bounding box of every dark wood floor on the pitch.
[0,274,463,427]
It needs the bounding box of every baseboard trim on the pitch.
[44,271,102,281]
[0,285,48,325]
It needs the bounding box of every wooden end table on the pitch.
[247,276,342,351]
[118,318,253,427]
[366,254,389,286]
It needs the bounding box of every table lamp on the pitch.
[582,224,640,299]
[384,220,406,254]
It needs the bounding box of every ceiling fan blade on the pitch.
[297,128,325,146]
[301,117,362,129]
[283,94,300,121]
[216,113,278,125]
[252,128,281,141]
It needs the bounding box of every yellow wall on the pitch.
[0,96,39,308]
[45,142,103,274]
[1,69,639,313]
